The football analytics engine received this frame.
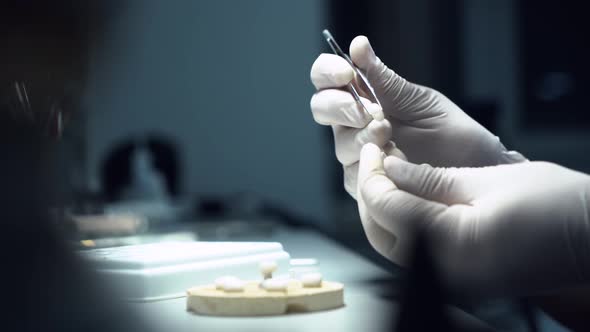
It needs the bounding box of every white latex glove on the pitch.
[357,143,590,296]
[310,36,526,198]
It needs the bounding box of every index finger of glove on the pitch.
[310,53,355,90]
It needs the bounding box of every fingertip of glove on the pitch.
[359,143,386,186]
[360,142,380,156]
[350,35,376,69]
[383,156,407,179]
[310,53,354,89]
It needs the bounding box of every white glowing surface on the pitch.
[78,241,290,301]
[80,241,284,269]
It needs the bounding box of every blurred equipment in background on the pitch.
[1,1,153,331]
[66,212,148,239]
[101,134,180,202]
[520,0,589,129]
[99,134,187,224]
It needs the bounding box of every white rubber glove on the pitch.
[357,143,590,296]
[310,36,525,198]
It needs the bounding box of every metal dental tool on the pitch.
[322,29,384,120]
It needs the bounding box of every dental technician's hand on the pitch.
[357,143,590,296]
[310,36,526,198]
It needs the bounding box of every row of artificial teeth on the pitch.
[214,273,323,292]
[215,276,245,292]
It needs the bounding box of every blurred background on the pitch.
[2,0,587,330]
[47,0,587,250]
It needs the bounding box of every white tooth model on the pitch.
[260,277,289,291]
[214,276,240,290]
[220,276,246,292]
[259,260,278,279]
[187,261,343,316]
[300,272,323,288]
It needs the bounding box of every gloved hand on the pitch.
[357,143,590,296]
[310,36,526,198]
